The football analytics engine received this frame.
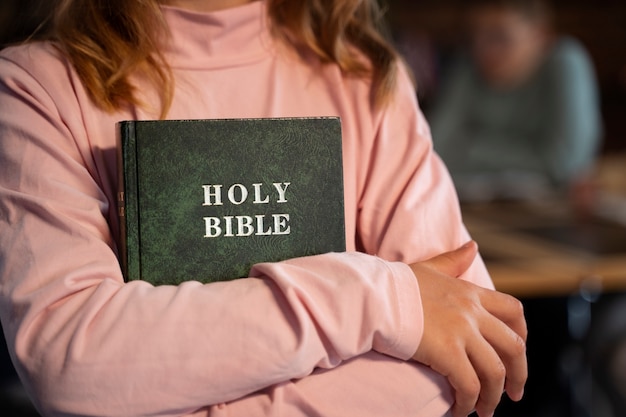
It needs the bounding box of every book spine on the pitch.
[117,121,141,281]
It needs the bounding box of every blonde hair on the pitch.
[48,0,399,118]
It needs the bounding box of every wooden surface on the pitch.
[463,200,626,298]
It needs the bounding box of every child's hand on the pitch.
[410,242,527,417]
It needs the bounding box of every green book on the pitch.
[117,117,346,285]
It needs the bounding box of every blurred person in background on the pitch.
[429,0,602,206]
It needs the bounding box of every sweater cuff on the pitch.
[377,260,423,361]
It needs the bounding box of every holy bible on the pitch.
[117,117,345,285]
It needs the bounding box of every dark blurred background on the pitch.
[0,0,52,46]
[1,1,626,416]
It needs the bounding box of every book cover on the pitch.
[117,117,345,285]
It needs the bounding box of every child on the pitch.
[0,1,526,416]
[431,0,602,203]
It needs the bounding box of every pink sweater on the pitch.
[0,2,492,416]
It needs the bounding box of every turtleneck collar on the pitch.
[160,1,273,69]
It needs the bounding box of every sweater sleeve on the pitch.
[357,64,493,290]
[0,50,423,416]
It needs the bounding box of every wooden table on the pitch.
[463,200,626,298]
